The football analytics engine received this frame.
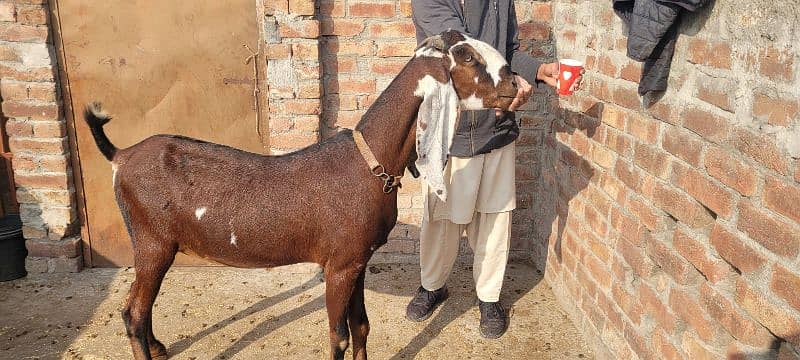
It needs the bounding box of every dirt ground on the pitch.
[0,262,592,360]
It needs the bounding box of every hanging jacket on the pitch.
[613,0,709,96]
[411,0,543,157]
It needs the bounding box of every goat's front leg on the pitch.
[348,270,369,360]
[122,243,176,360]
[325,267,361,360]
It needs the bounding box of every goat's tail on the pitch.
[84,101,118,161]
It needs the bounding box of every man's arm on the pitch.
[507,1,543,86]
[411,0,471,39]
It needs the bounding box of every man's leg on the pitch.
[465,211,512,338]
[407,201,464,322]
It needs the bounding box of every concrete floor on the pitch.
[0,262,592,360]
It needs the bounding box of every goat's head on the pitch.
[415,30,517,111]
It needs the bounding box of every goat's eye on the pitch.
[464,55,473,63]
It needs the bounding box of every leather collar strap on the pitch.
[353,130,403,193]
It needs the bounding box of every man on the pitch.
[407,0,579,339]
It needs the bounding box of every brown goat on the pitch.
[84,30,517,360]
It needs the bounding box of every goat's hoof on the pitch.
[149,341,168,360]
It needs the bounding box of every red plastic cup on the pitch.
[557,59,584,96]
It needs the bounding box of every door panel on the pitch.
[58,0,267,266]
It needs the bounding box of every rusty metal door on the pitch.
[55,1,267,266]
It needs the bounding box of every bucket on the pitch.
[0,214,26,281]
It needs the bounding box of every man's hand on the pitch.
[537,62,585,92]
[508,75,532,112]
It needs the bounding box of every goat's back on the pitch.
[111,134,390,268]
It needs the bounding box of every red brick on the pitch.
[699,283,777,348]
[604,127,634,158]
[25,237,81,258]
[367,22,415,38]
[297,82,321,99]
[681,332,722,360]
[652,330,682,360]
[682,107,730,144]
[2,101,58,120]
[0,22,48,42]
[676,166,734,218]
[334,78,375,95]
[672,228,731,283]
[333,110,364,128]
[14,173,69,189]
[32,121,65,138]
[661,126,702,167]
[39,155,69,173]
[628,196,671,232]
[634,143,671,179]
[620,61,641,83]
[669,288,717,342]
[764,176,800,224]
[736,278,800,346]
[9,137,67,155]
[264,0,288,15]
[584,204,608,237]
[0,2,15,22]
[687,38,732,70]
[585,252,612,287]
[270,132,316,150]
[759,46,795,82]
[753,92,799,127]
[0,63,54,82]
[599,172,626,204]
[731,127,790,175]
[618,237,655,278]
[321,19,365,36]
[287,0,314,15]
[704,146,759,196]
[279,19,319,38]
[16,4,47,25]
[611,283,643,324]
[614,160,640,191]
[370,59,405,75]
[282,99,320,115]
[737,201,799,258]
[532,2,552,21]
[653,181,714,228]
[709,223,767,274]
[778,341,800,360]
[647,101,677,125]
[319,0,345,17]
[639,284,679,332]
[646,234,698,284]
[399,0,411,16]
[612,85,640,110]
[0,80,56,102]
[696,75,734,112]
[598,55,617,77]
[623,322,654,359]
[291,43,318,60]
[349,1,395,17]
[265,44,291,59]
[517,21,550,41]
[771,264,800,312]
[375,41,416,57]
[5,119,32,136]
[322,38,374,56]
[627,113,658,144]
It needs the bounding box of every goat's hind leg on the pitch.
[122,238,176,360]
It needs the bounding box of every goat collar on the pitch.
[353,130,403,194]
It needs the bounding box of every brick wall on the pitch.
[538,0,800,358]
[0,0,81,273]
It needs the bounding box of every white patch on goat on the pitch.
[195,207,207,220]
[230,232,237,246]
[460,94,485,110]
[453,36,507,86]
[474,76,480,84]
[111,162,118,185]
[414,75,443,98]
[338,340,349,351]
[415,47,444,58]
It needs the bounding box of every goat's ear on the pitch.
[417,34,446,53]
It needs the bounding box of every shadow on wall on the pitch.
[728,336,800,359]
[318,0,342,140]
[530,103,602,267]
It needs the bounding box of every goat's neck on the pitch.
[355,56,446,176]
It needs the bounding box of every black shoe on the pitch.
[406,286,449,322]
[479,300,508,339]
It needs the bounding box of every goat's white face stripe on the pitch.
[414,47,444,58]
[195,207,206,220]
[453,37,506,86]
